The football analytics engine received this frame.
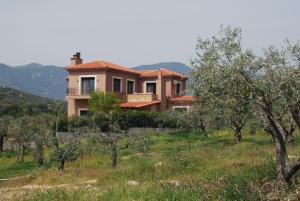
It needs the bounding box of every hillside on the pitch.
[0,87,66,115]
[0,62,191,100]
[0,63,67,100]
[132,62,191,75]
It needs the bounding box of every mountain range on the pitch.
[0,62,191,100]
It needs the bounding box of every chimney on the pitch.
[70,52,83,66]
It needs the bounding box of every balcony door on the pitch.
[146,82,156,94]
[81,77,95,95]
[127,80,134,94]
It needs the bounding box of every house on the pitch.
[65,53,194,116]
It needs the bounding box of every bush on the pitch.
[0,150,16,158]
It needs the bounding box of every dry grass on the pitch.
[1,130,300,200]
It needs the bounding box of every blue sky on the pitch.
[0,0,299,67]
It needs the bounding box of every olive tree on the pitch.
[0,116,11,152]
[252,43,300,182]
[191,26,255,142]
[7,116,33,163]
[28,114,54,165]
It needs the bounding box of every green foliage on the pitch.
[0,150,16,158]
[50,142,80,171]
[191,26,255,139]
[88,91,120,114]
[0,87,65,117]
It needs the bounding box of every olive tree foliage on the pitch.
[28,114,54,166]
[88,90,130,168]
[7,116,33,163]
[0,116,11,152]
[50,139,80,172]
[191,26,255,142]
[252,43,300,182]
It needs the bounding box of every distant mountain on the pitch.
[0,87,66,116]
[132,62,191,75]
[0,63,67,100]
[0,62,191,100]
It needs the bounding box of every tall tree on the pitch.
[252,44,300,182]
[191,26,255,142]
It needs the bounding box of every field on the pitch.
[1,130,300,201]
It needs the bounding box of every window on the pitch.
[175,83,181,95]
[113,77,122,92]
[79,109,89,116]
[81,77,95,95]
[146,82,156,94]
[173,106,189,112]
[127,80,134,94]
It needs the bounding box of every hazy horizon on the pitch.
[1,0,300,67]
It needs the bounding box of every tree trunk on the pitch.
[256,97,293,182]
[291,101,300,128]
[234,128,242,143]
[0,136,4,152]
[286,131,294,145]
[21,145,25,163]
[17,143,21,164]
[58,159,65,172]
[111,140,117,168]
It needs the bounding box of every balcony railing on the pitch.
[66,87,94,96]
[127,93,157,102]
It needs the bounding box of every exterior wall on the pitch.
[168,101,194,111]
[67,70,106,94]
[75,99,89,116]
[165,79,172,97]
[67,98,89,117]
[105,69,139,99]
[66,68,189,116]
[67,99,76,116]
[156,74,167,111]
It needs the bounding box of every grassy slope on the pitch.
[1,130,300,200]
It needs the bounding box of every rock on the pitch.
[164,180,181,187]
[127,180,139,186]
[84,179,97,184]
[168,180,180,187]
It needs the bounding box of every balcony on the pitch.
[127,93,158,102]
[66,87,92,99]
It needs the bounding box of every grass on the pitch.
[1,129,299,200]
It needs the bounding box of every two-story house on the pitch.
[65,53,194,116]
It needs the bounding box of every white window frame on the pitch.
[112,76,123,92]
[78,108,88,116]
[144,81,156,94]
[79,75,97,95]
[172,105,190,112]
[126,79,135,94]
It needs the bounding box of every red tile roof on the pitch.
[66,60,187,79]
[120,101,160,108]
[138,68,188,79]
[65,60,140,75]
[169,96,194,102]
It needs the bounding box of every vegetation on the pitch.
[0,130,298,201]
[192,26,300,182]
[0,87,65,117]
[2,25,300,200]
